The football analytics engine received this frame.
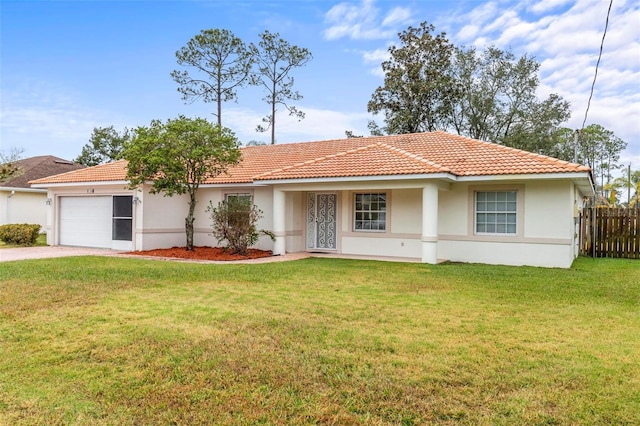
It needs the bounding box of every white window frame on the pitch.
[353,192,387,232]
[475,190,518,235]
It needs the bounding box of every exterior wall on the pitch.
[437,180,577,268]
[0,190,47,228]
[44,184,134,250]
[339,188,422,259]
[137,186,279,251]
[41,176,584,268]
[285,192,304,253]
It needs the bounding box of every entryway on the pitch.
[306,193,337,250]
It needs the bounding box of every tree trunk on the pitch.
[271,79,276,144]
[185,215,195,251]
[185,191,197,251]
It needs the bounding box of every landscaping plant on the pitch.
[207,196,274,255]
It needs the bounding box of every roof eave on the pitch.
[255,172,457,185]
[0,186,47,193]
[30,180,131,189]
[458,171,596,195]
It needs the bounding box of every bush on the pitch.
[0,223,41,246]
[207,198,274,256]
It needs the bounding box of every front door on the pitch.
[306,193,337,250]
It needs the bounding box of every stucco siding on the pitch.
[0,191,47,228]
[523,181,572,239]
[437,184,468,236]
[438,239,574,268]
[390,189,422,234]
[342,236,421,259]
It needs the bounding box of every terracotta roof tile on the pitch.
[30,132,591,186]
[29,160,128,185]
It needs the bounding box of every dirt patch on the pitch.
[127,246,273,261]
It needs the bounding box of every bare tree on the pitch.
[171,29,254,126]
[251,31,312,144]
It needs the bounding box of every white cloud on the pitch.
[528,0,574,14]
[222,106,371,144]
[323,0,413,40]
[382,7,412,27]
[442,0,639,169]
[0,80,116,159]
[362,48,390,63]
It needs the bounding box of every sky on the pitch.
[1,0,639,171]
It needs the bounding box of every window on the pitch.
[475,191,517,234]
[112,196,133,241]
[354,193,386,231]
[225,193,252,228]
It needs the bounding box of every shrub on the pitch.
[0,223,41,246]
[207,197,275,256]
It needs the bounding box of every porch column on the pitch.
[272,189,286,255]
[422,183,439,264]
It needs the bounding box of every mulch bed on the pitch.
[126,246,273,261]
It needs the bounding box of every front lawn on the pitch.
[0,256,638,424]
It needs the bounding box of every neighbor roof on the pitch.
[29,131,591,186]
[2,155,85,188]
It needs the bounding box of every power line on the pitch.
[581,0,613,131]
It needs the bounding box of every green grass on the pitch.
[0,256,638,425]
[0,233,47,248]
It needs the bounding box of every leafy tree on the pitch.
[613,169,640,208]
[367,120,384,136]
[123,116,241,251]
[207,196,274,256]
[251,30,312,144]
[577,124,627,191]
[345,130,363,138]
[75,126,131,166]
[367,22,460,134]
[171,29,254,126]
[546,127,580,162]
[0,147,23,182]
[245,140,267,146]
[450,46,570,151]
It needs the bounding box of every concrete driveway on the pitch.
[0,246,122,262]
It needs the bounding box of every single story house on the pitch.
[1,155,84,229]
[30,132,594,267]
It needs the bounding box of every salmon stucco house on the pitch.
[30,131,595,268]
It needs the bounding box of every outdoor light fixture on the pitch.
[46,198,52,205]
[132,196,141,204]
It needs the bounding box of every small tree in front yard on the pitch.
[123,116,241,251]
[207,196,274,256]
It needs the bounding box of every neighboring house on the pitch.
[1,156,84,229]
[30,132,594,267]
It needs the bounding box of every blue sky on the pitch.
[1,0,639,170]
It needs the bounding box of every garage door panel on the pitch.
[59,196,112,248]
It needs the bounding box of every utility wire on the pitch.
[581,0,613,130]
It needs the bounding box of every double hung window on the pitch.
[475,191,517,235]
[354,193,386,231]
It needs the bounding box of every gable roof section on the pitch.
[2,155,85,188]
[253,142,451,181]
[30,132,591,186]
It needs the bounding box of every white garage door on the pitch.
[59,196,112,248]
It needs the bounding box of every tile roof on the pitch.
[29,160,128,185]
[29,131,591,186]
[2,155,84,188]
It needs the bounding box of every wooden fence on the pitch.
[580,208,640,259]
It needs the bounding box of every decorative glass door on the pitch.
[306,193,337,250]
